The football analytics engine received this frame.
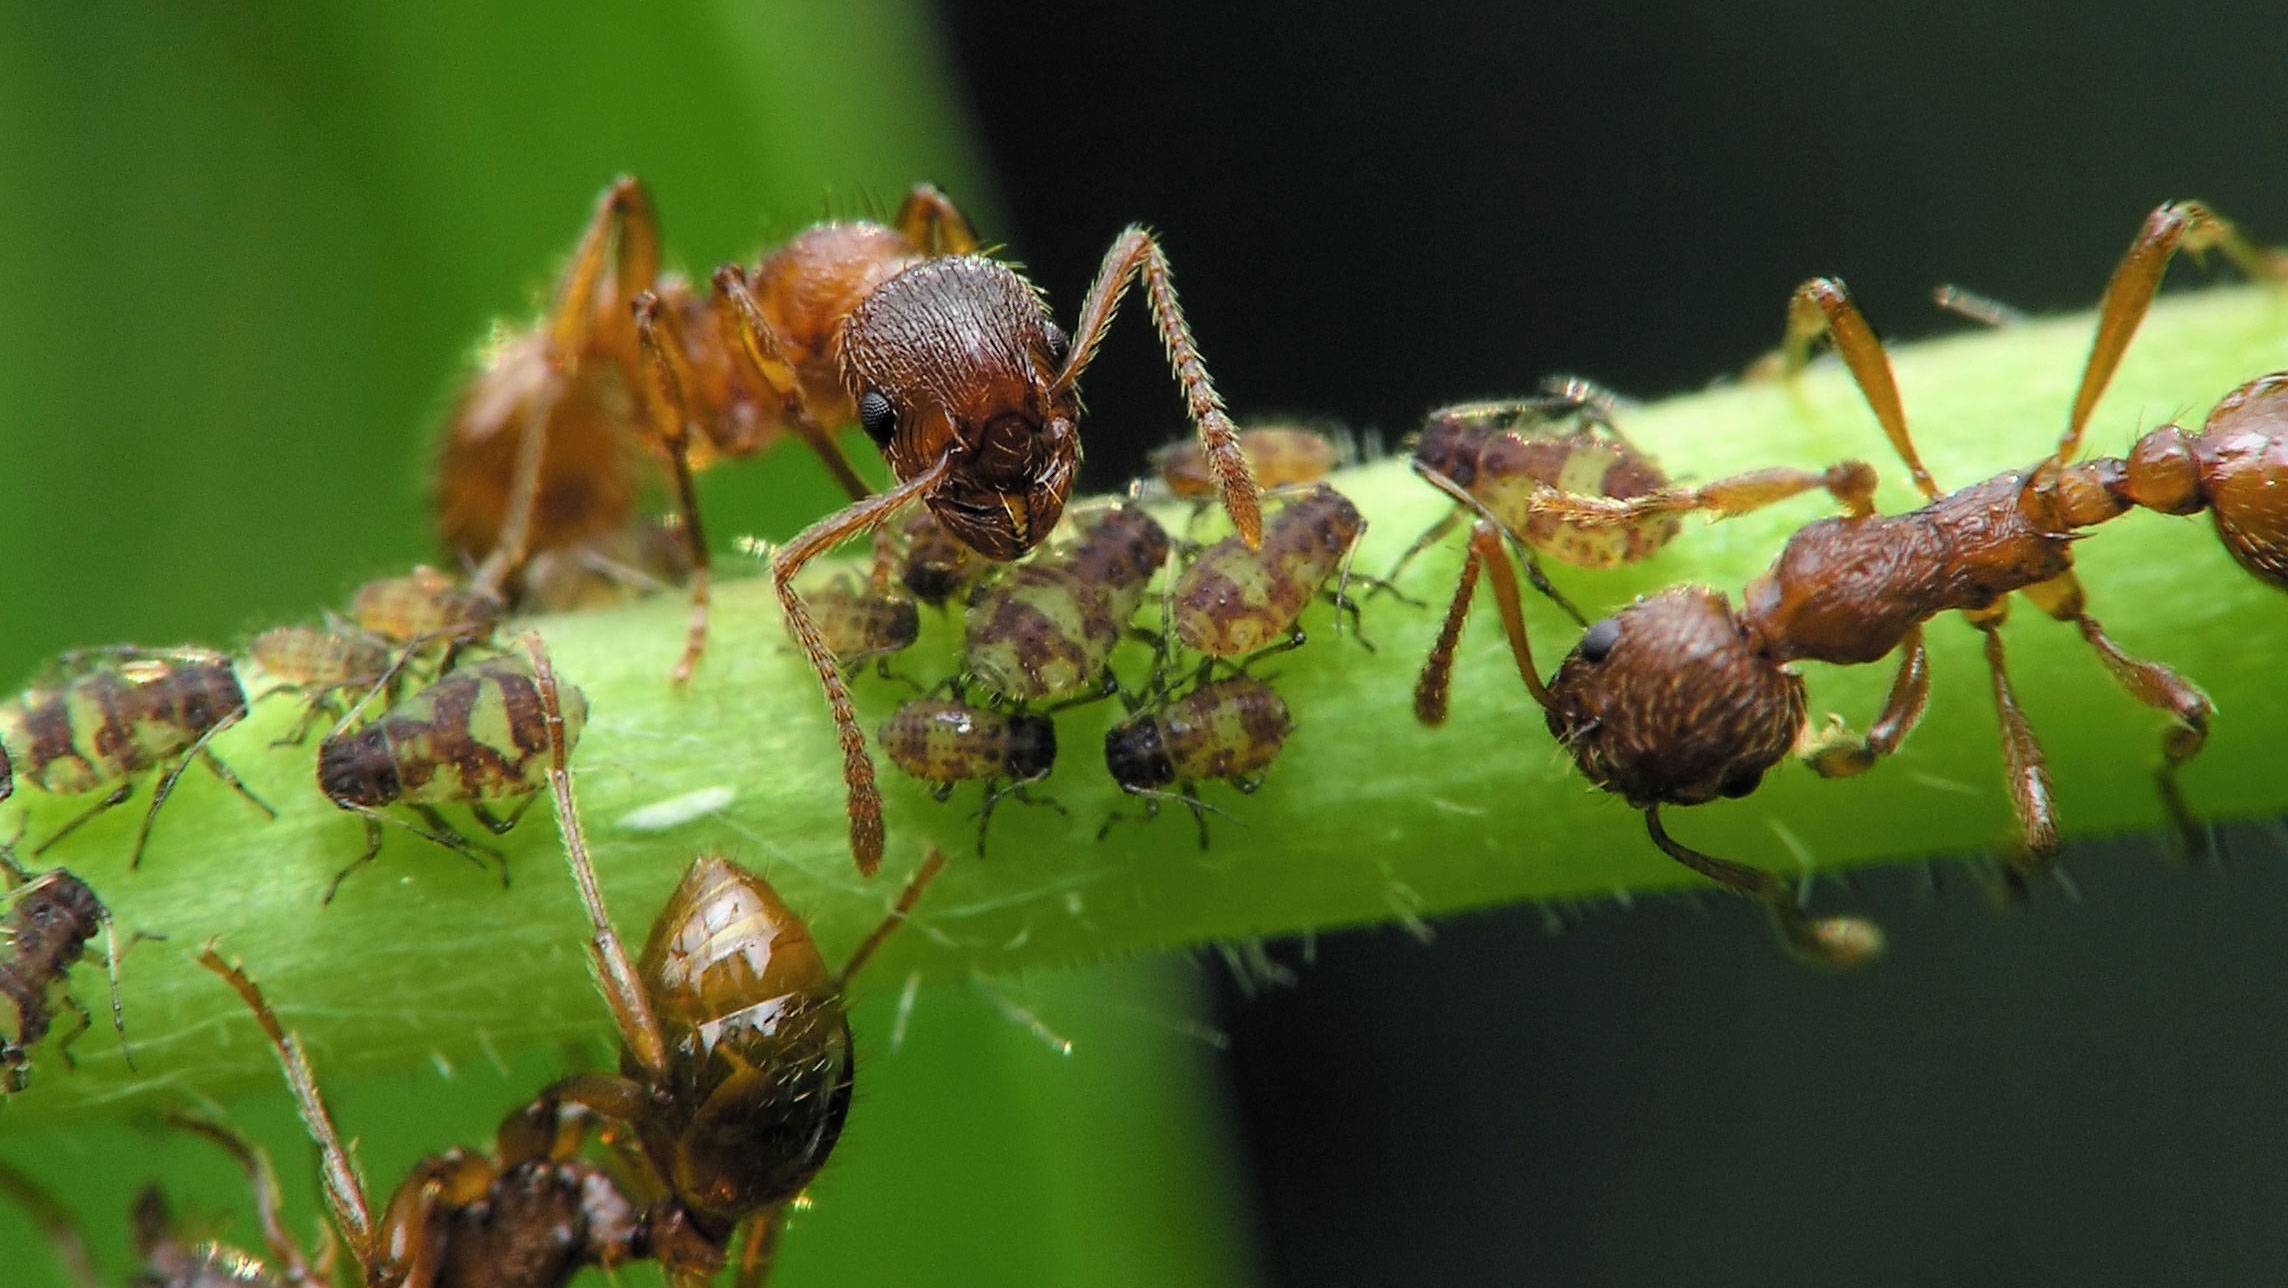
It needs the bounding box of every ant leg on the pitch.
[164,1112,316,1281]
[1056,226,1262,546]
[0,1159,101,1288]
[521,634,672,1080]
[2023,571,2213,852]
[1643,805,1883,970]
[197,943,379,1271]
[1413,530,1481,728]
[633,293,722,686]
[2061,202,2288,466]
[1412,462,1586,625]
[1464,522,1558,711]
[776,462,956,878]
[1803,628,1932,777]
[1969,614,2061,864]
[1781,278,1940,501]
[33,784,133,858]
[714,267,872,501]
[892,182,981,256]
[733,1205,792,1288]
[839,847,947,986]
[1521,458,1883,529]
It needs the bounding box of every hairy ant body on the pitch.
[1170,483,1366,658]
[964,506,1172,706]
[519,636,944,1285]
[760,207,1265,875]
[1418,201,2284,952]
[880,695,1058,854]
[0,648,273,866]
[1,853,131,1094]
[200,945,652,1286]
[1103,675,1293,848]
[316,655,585,900]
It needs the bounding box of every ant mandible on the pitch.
[1419,200,2284,945]
[764,214,1264,875]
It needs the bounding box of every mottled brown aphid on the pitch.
[520,635,945,1286]
[874,507,987,608]
[0,854,129,1094]
[760,208,1264,879]
[200,945,653,1287]
[1153,423,1341,501]
[1104,676,1292,847]
[513,515,695,614]
[1418,201,2286,953]
[1172,483,1365,658]
[248,621,397,744]
[881,696,1057,853]
[964,506,1172,705]
[315,655,585,900]
[351,565,504,654]
[0,649,273,866]
[810,577,921,671]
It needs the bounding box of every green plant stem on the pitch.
[7,284,2286,1120]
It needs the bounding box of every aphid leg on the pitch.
[1780,277,1940,500]
[133,716,274,867]
[1644,805,1882,970]
[32,784,132,858]
[634,292,722,685]
[1377,509,1460,595]
[1803,627,1932,777]
[412,806,507,882]
[520,634,672,1079]
[1055,225,1263,546]
[95,898,132,1070]
[1413,522,1484,727]
[733,1205,792,1288]
[1412,461,1587,625]
[322,808,500,903]
[483,177,661,595]
[714,266,872,501]
[2022,571,2213,854]
[1524,459,1883,530]
[2061,202,2288,466]
[775,460,953,878]
[840,847,948,986]
[0,1158,101,1288]
[1968,611,2061,865]
[51,991,93,1067]
[165,1111,316,1280]
[465,791,541,837]
[892,182,981,255]
[197,942,378,1270]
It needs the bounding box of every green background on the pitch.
[0,6,1256,1284]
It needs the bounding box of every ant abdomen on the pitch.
[2186,372,2288,588]
[1546,588,1807,807]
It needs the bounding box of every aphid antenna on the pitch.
[838,847,948,988]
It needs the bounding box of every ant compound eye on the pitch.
[1578,617,1622,663]
[859,390,898,447]
[1718,765,1765,799]
[1042,322,1070,367]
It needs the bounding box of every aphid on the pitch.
[0,648,273,865]
[350,564,505,654]
[522,635,946,1284]
[761,207,1266,876]
[880,696,1057,852]
[0,854,130,1094]
[316,654,585,900]
[1153,423,1341,501]
[1170,483,1365,658]
[807,578,921,671]
[1417,201,2285,951]
[200,945,652,1286]
[247,621,396,744]
[964,506,1172,706]
[1103,675,1292,847]
[875,507,987,608]
[514,514,695,614]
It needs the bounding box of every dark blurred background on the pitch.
[930,1,2288,1283]
[2,2,2286,1284]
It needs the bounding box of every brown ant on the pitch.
[200,943,654,1285]
[963,505,1172,707]
[1,852,134,1094]
[520,634,946,1284]
[758,210,1265,876]
[880,695,1059,855]
[0,647,274,866]
[316,654,585,900]
[1418,201,2284,951]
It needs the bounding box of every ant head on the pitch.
[2193,371,2288,590]
[1543,587,1805,807]
[842,258,1080,561]
[636,854,853,1225]
[1006,714,1058,783]
[1103,715,1175,793]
